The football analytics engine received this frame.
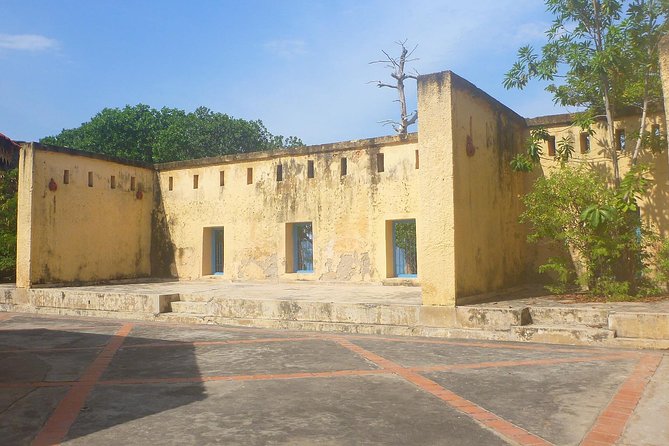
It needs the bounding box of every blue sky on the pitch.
[1,0,570,145]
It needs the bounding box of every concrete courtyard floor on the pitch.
[0,313,667,446]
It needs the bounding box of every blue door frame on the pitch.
[392,220,417,278]
[293,222,313,273]
[211,228,224,275]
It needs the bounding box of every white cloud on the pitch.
[0,34,59,51]
[263,39,307,59]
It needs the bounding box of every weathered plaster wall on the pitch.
[156,136,419,282]
[449,75,529,300]
[416,72,457,306]
[416,71,528,305]
[16,143,153,286]
[660,35,669,148]
[529,113,669,240]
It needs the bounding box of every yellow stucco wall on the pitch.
[449,76,529,301]
[660,36,669,146]
[530,114,669,239]
[156,136,419,282]
[16,143,154,286]
[416,71,528,305]
[416,72,457,306]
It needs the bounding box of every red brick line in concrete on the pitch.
[0,345,109,354]
[333,337,553,446]
[0,325,112,332]
[124,336,317,350]
[410,354,633,373]
[31,323,134,446]
[0,313,15,322]
[0,336,316,355]
[342,334,608,355]
[98,369,391,386]
[0,381,79,389]
[580,354,663,446]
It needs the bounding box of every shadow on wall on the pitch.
[0,326,204,445]
[151,172,177,277]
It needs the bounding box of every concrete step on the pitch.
[170,301,210,314]
[528,307,609,328]
[169,298,421,326]
[511,324,615,346]
[155,312,516,339]
[178,294,217,303]
[609,312,669,340]
[456,306,530,329]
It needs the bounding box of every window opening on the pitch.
[307,160,314,179]
[211,228,224,275]
[580,133,590,154]
[377,153,385,172]
[616,129,626,151]
[547,136,556,157]
[293,222,313,273]
[392,220,417,278]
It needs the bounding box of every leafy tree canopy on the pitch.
[41,104,303,163]
[505,0,668,181]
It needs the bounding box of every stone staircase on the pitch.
[161,293,424,335]
[3,284,668,349]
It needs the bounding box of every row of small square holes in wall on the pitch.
[170,150,421,190]
[62,170,138,191]
[545,124,662,156]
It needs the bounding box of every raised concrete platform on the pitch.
[1,281,668,349]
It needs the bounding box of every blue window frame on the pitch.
[293,222,313,273]
[211,228,224,275]
[393,220,417,278]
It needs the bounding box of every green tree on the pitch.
[0,168,18,282]
[41,104,303,163]
[504,0,667,184]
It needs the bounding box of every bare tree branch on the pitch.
[370,40,419,135]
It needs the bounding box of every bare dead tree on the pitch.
[370,40,419,136]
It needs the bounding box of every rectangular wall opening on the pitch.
[580,133,590,154]
[307,160,314,179]
[276,164,283,182]
[386,219,418,278]
[286,222,313,273]
[168,176,173,191]
[193,174,199,189]
[547,136,556,157]
[63,170,70,185]
[616,129,626,151]
[415,150,419,169]
[340,157,347,176]
[202,227,224,275]
[220,171,225,186]
[110,175,116,189]
[88,172,93,187]
[377,153,384,173]
[247,168,253,185]
[131,177,136,191]
[652,124,661,138]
